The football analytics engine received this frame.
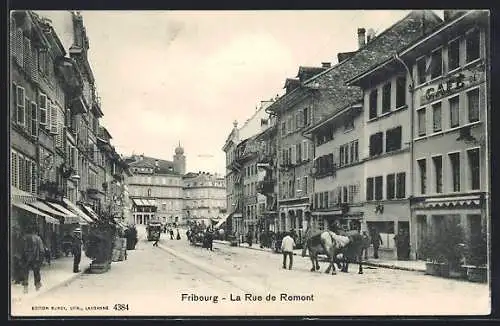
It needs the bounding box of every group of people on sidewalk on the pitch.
[12,224,83,294]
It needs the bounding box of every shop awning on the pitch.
[80,204,100,220]
[28,201,68,218]
[132,198,157,207]
[63,198,95,224]
[419,195,481,208]
[114,218,128,229]
[215,214,230,229]
[46,201,88,225]
[313,210,343,216]
[12,202,60,224]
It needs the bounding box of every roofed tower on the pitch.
[173,141,186,175]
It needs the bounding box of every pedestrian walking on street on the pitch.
[281,232,296,270]
[361,231,371,260]
[370,227,383,259]
[170,228,174,240]
[152,237,159,247]
[247,231,253,247]
[72,228,83,273]
[20,224,45,293]
[176,228,181,240]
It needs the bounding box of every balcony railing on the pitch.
[257,153,274,165]
[311,164,337,179]
[39,181,65,197]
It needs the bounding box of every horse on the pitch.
[305,230,365,275]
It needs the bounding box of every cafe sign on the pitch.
[419,63,485,105]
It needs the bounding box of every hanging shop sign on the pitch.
[419,62,485,105]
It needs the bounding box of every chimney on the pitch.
[357,28,366,49]
[140,154,144,161]
[321,62,331,69]
[366,28,376,43]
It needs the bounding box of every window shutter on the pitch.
[11,151,17,188]
[15,28,24,66]
[31,102,37,137]
[23,37,31,75]
[309,141,314,161]
[291,146,296,165]
[16,86,25,126]
[56,107,64,148]
[50,103,58,134]
[12,83,17,121]
[301,141,306,161]
[31,47,38,82]
[19,156,25,191]
[46,101,52,131]
[26,160,32,193]
[39,93,47,126]
[25,97,31,132]
[10,18,15,58]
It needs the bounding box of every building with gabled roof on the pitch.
[346,10,490,261]
[264,10,443,242]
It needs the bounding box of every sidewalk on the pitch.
[11,255,92,305]
[213,240,426,272]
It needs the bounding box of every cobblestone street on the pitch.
[12,228,490,316]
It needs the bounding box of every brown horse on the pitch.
[305,230,365,275]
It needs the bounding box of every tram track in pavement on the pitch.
[156,242,276,296]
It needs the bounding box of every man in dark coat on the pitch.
[370,227,383,259]
[72,228,83,273]
[247,231,253,247]
[20,225,45,293]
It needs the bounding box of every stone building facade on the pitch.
[125,151,184,225]
[346,10,489,259]
[183,172,226,225]
[9,11,130,271]
[266,10,442,248]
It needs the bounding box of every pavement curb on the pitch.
[362,262,425,273]
[37,264,91,297]
[13,263,91,304]
[213,240,426,273]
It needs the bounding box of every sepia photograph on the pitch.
[8,9,491,317]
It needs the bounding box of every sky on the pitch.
[77,10,443,175]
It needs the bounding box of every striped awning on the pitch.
[418,195,481,208]
[12,202,60,224]
[114,218,128,229]
[214,215,230,229]
[132,198,157,207]
[46,201,88,225]
[80,204,100,220]
[63,198,95,223]
[28,201,67,218]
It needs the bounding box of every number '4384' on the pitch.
[113,304,129,311]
